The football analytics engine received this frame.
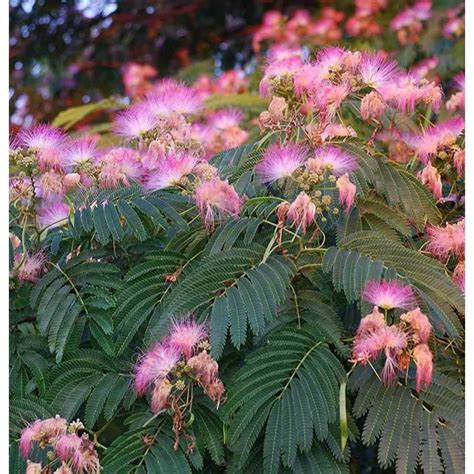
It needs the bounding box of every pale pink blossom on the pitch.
[336,174,357,214]
[287,192,316,233]
[55,433,83,462]
[99,147,143,188]
[404,116,465,163]
[37,202,70,230]
[53,463,73,474]
[143,152,196,191]
[14,251,46,283]
[9,232,21,250]
[360,91,386,121]
[418,162,442,200]
[359,52,400,91]
[26,461,42,474]
[150,379,172,414]
[425,218,464,262]
[400,308,432,344]
[259,57,303,98]
[38,171,64,202]
[63,137,98,170]
[123,62,157,98]
[356,306,386,336]
[310,146,358,176]
[452,261,465,293]
[63,173,81,191]
[194,179,242,231]
[256,143,307,183]
[147,81,203,116]
[113,103,158,139]
[20,417,67,458]
[134,344,181,395]
[412,343,433,392]
[188,350,219,385]
[168,318,208,360]
[453,149,464,176]
[320,122,357,141]
[187,351,226,406]
[362,280,416,310]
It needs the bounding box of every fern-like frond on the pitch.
[223,326,346,473]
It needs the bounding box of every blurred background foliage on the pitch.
[10,0,463,128]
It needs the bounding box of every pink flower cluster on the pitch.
[134,317,224,418]
[425,218,465,292]
[193,69,249,98]
[260,47,443,130]
[122,62,158,99]
[346,0,387,38]
[252,8,344,53]
[352,303,434,392]
[390,0,432,45]
[10,77,249,246]
[20,417,101,473]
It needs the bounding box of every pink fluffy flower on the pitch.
[38,171,64,202]
[404,116,465,163]
[336,174,357,214]
[360,91,386,121]
[26,461,42,474]
[320,122,357,141]
[187,351,221,393]
[168,318,208,360]
[37,202,70,230]
[150,379,172,414]
[20,417,67,458]
[418,162,442,200]
[425,218,464,262]
[134,343,181,395]
[20,420,43,458]
[309,81,351,119]
[72,436,101,473]
[63,173,81,191]
[123,62,157,98]
[214,70,249,94]
[412,343,433,392]
[208,108,243,129]
[400,308,432,344]
[55,433,83,462]
[53,463,73,474]
[17,125,67,172]
[99,147,143,188]
[453,149,464,177]
[362,280,416,310]
[452,261,465,293]
[410,57,439,79]
[446,73,465,112]
[256,143,307,183]
[63,137,98,170]
[259,56,303,98]
[374,326,409,384]
[15,251,46,284]
[147,81,203,116]
[194,179,242,231]
[113,103,158,139]
[359,52,400,91]
[143,152,196,191]
[309,146,358,176]
[287,192,316,233]
[356,306,386,337]
[267,45,304,62]
[17,124,66,153]
[55,433,101,474]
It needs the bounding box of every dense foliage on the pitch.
[10,1,464,473]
